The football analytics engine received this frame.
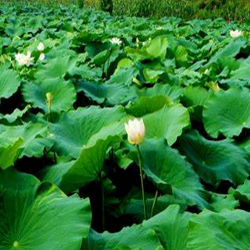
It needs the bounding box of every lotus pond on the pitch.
[1,3,250,250]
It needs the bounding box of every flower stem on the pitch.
[136,145,147,220]
[48,106,52,123]
[151,190,158,218]
[99,172,105,232]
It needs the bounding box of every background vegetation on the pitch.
[2,0,250,21]
[84,0,250,21]
[0,0,78,6]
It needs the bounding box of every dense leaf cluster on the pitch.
[1,3,250,250]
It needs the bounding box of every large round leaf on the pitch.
[179,130,250,185]
[207,40,246,66]
[126,96,172,117]
[182,86,209,107]
[143,104,190,146]
[0,123,53,159]
[231,180,250,204]
[145,205,190,250]
[210,193,239,212]
[124,194,188,221]
[0,168,91,250]
[22,77,76,113]
[0,138,23,169]
[188,209,250,250]
[139,84,182,103]
[126,36,168,61]
[0,105,30,124]
[82,205,189,250]
[51,106,126,158]
[41,135,120,193]
[140,139,208,209]
[34,55,77,81]
[203,88,250,138]
[145,36,168,59]
[0,64,20,100]
[76,78,137,106]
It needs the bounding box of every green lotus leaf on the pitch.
[51,106,126,158]
[82,205,189,250]
[238,136,250,154]
[231,180,250,204]
[145,205,190,250]
[22,77,76,113]
[124,195,188,220]
[84,41,109,57]
[143,104,190,146]
[115,58,134,73]
[182,86,209,107]
[76,68,136,106]
[187,209,250,250]
[203,88,250,138]
[139,84,182,103]
[145,36,168,59]
[0,123,53,158]
[230,62,250,82]
[41,135,120,193]
[69,64,102,81]
[0,138,23,169]
[76,79,137,106]
[0,105,30,123]
[211,193,239,212]
[179,130,250,185]
[207,40,246,65]
[140,139,208,209]
[60,136,120,192]
[0,64,21,100]
[143,68,164,83]
[0,168,92,250]
[126,36,168,61]
[107,67,136,86]
[34,55,77,81]
[39,161,74,187]
[174,45,188,66]
[92,49,110,66]
[126,96,172,117]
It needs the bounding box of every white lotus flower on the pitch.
[230,30,242,38]
[39,53,45,61]
[15,51,34,67]
[37,42,45,51]
[204,69,209,74]
[110,37,122,45]
[125,118,145,145]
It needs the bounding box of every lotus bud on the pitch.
[46,92,53,112]
[39,53,45,61]
[156,26,163,30]
[125,118,145,145]
[204,69,209,74]
[37,42,45,51]
[132,77,141,86]
[13,241,19,248]
[207,82,220,93]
